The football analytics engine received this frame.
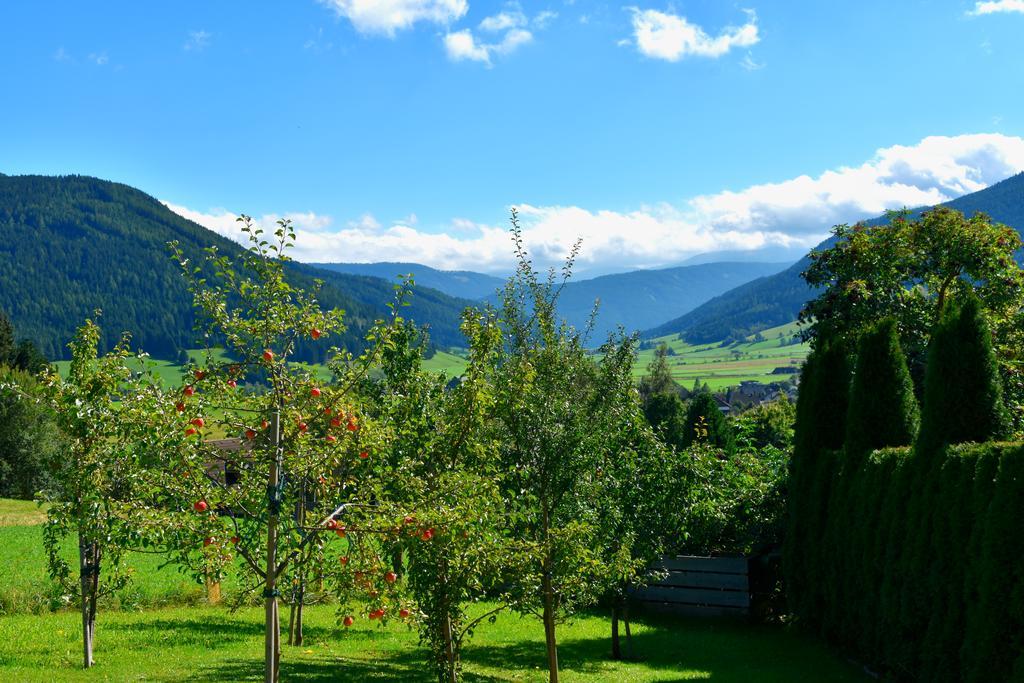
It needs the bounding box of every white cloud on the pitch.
[444,29,493,63]
[164,134,1024,275]
[445,5,549,65]
[445,26,532,65]
[479,9,526,31]
[739,53,764,70]
[628,7,759,61]
[970,0,1024,15]
[184,30,212,51]
[88,52,109,66]
[318,0,468,36]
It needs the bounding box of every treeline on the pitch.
[0,312,59,498]
[0,174,471,362]
[786,297,1024,681]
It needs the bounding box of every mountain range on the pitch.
[319,260,791,341]
[3,171,1022,362]
[645,171,1024,343]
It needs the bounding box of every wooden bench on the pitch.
[631,555,750,617]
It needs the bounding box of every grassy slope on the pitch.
[635,322,810,391]
[0,603,865,682]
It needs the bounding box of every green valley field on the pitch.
[635,322,809,391]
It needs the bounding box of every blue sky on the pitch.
[2,0,1024,274]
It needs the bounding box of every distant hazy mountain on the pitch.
[646,171,1024,343]
[310,262,505,300]
[0,175,473,360]
[468,261,789,341]
[678,245,809,266]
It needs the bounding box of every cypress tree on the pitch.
[784,338,851,626]
[845,318,919,455]
[918,294,1011,453]
[681,390,733,452]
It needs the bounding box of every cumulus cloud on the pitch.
[165,134,1024,275]
[318,0,468,36]
[627,7,759,61]
[445,5,545,65]
[969,0,1024,15]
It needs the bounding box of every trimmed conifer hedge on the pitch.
[786,300,1023,681]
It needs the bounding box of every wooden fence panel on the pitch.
[632,555,750,616]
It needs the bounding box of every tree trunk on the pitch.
[441,610,458,683]
[265,410,282,683]
[79,543,93,669]
[78,536,99,669]
[624,601,634,659]
[288,487,306,647]
[542,568,559,682]
[611,604,622,660]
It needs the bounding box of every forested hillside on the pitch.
[648,171,1024,343]
[0,174,472,360]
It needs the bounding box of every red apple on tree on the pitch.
[384,571,397,584]
[262,349,274,362]
[227,380,237,389]
[245,429,257,440]
[343,615,354,627]
[330,416,342,428]
[185,427,197,437]
[310,328,322,340]
[191,417,205,428]
[194,370,206,380]
[359,450,369,460]
[399,608,411,619]
[175,401,185,412]
[326,435,337,443]
[230,536,240,545]
[339,555,349,565]
[183,385,196,397]
[203,536,214,547]
[193,500,208,512]
[310,387,321,398]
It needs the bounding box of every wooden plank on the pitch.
[637,601,748,618]
[648,570,749,590]
[655,556,748,574]
[633,586,750,608]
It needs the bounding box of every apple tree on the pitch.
[22,319,181,668]
[163,217,406,683]
[366,310,520,683]
[490,213,649,683]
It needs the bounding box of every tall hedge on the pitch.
[845,318,919,455]
[917,294,1011,453]
[784,338,850,627]
[785,293,1023,680]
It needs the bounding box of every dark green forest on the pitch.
[0,174,472,361]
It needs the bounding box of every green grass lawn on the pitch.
[636,322,810,391]
[0,603,866,682]
[0,498,865,681]
[0,502,241,616]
